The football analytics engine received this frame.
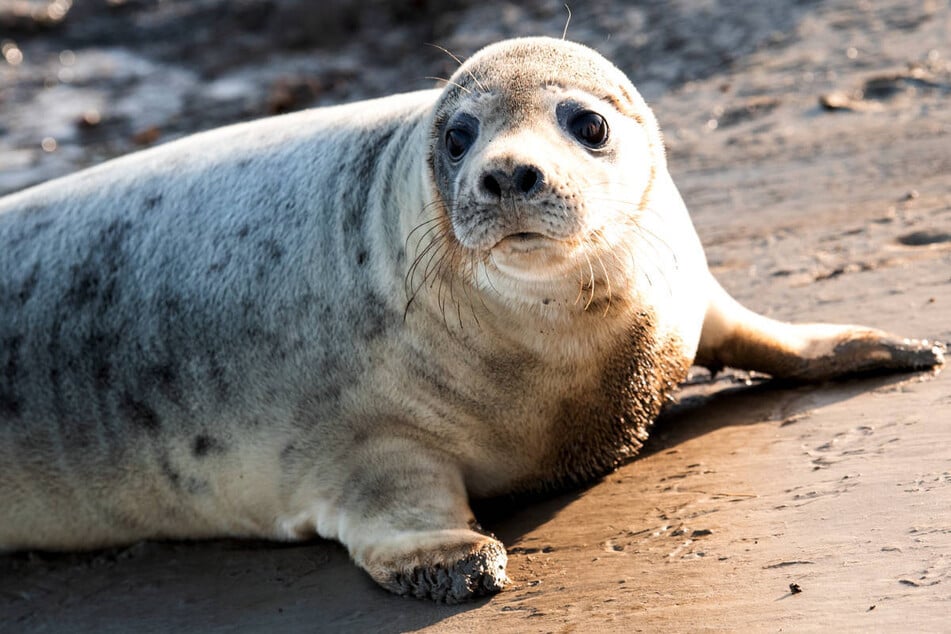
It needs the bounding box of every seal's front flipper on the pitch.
[322,436,507,603]
[694,275,945,381]
[361,527,508,602]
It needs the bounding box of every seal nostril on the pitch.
[517,167,540,195]
[482,173,502,198]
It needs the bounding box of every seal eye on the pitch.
[569,111,609,148]
[445,128,473,161]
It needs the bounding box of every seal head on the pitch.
[427,38,667,308]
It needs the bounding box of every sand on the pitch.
[1,1,950,632]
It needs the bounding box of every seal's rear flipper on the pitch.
[694,275,945,381]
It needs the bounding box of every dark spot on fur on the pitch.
[94,360,112,391]
[159,452,210,494]
[185,478,211,495]
[30,218,54,236]
[354,290,392,341]
[0,393,20,417]
[192,434,226,458]
[404,346,489,420]
[67,270,102,308]
[280,442,297,461]
[356,250,368,266]
[205,349,231,403]
[149,363,181,404]
[64,219,129,310]
[340,124,398,260]
[60,317,123,424]
[48,366,62,410]
[119,393,162,435]
[158,454,182,489]
[259,238,285,261]
[237,225,250,239]
[0,335,23,417]
[144,194,163,210]
[351,428,370,446]
[160,295,183,315]
[17,263,40,306]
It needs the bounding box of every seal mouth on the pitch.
[494,232,555,253]
[507,231,548,242]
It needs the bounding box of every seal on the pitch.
[0,37,943,602]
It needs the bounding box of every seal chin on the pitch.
[489,232,578,280]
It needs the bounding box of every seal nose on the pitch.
[481,165,544,200]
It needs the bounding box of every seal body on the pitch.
[0,38,942,602]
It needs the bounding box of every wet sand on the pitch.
[2,1,950,631]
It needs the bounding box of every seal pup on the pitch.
[0,37,943,602]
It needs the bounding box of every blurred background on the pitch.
[3,0,946,198]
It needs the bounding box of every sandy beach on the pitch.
[1,1,950,631]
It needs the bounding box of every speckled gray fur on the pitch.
[0,96,428,545]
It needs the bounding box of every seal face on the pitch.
[429,41,660,293]
[0,37,943,603]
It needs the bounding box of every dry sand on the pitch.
[1,1,950,632]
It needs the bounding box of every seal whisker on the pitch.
[577,190,680,275]
[643,239,675,296]
[404,214,447,271]
[444,247,478,331]
[449,247,474,332]
[405,224,444,298]
[639,216,680,271]
[426,76,472,95]
[423,237,451,290]
[432,236,465,330]
[434,251,452,333]
[448,261,466,332]
[407,223,446,273]
[624,222,676,297]
[404,211,457,315]
[480,257,503,297]
[427,43,487,94]
[461,252,485,327]
[579,249,597,311]
[590,234,614,317]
